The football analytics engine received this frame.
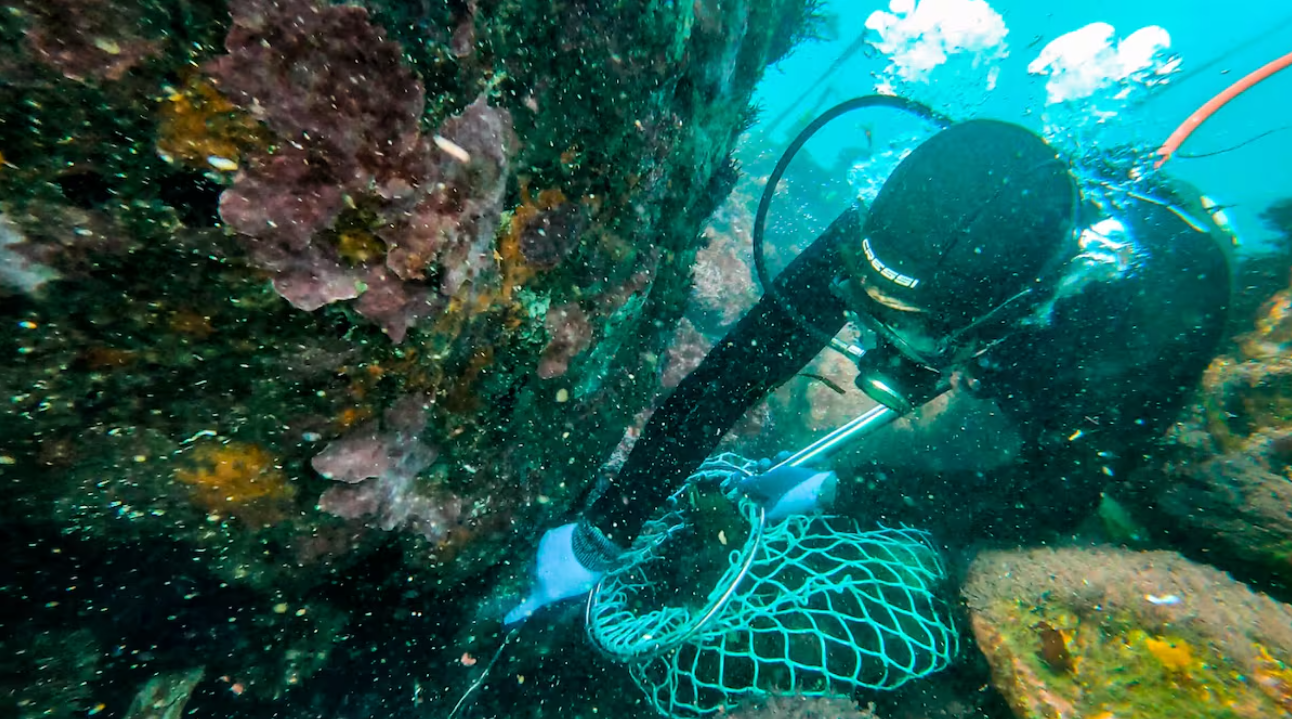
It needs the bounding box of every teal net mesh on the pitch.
[586,454,958,717]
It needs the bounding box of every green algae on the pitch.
[987,600,1289,718]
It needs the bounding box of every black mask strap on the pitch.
[752,95,954,350]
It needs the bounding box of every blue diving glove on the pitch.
[736,461,838,521]
[504,521,624,625]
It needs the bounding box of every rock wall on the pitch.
[0,0,820,715]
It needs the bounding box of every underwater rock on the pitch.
[1132,422,1292,583]
[514,188,586,269]
[0,211,57,294]
[154,73,268,173]
[537,301,593,379]
[0,0,826,715]
[1,628,100,719]
[49,427,339,593]
[0,200,142,294]
[124,668,204,719]
[689,191,760,333]
[964,546,1292,718]
[209,0,425,197]
[380,96,515,298]
[208,0,421,321]
[661,316,712,389]
[19,0,163,82]
[1116,268,1292,587]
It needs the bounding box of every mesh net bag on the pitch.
[586,454,958,717]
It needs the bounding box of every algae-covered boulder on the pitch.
[963,546,1292,719]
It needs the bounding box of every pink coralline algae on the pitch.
[312,394,463,543]
[381,100,514,300]
[209,0,515,341]
[22,0,162,82]
[690,206,759,331]
[538,302,594,379]
[450,0,479,58]
[661,316,712,388]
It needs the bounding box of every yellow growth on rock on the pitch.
[175,441,295,524]
[336,228,384,266]
[155,73,267,172]
[494,180,569,304]
[1254,645,1292,711]
[1144,636,1194,672]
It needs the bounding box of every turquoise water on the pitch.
[1,1,1291,718]
[754,0,1292,251]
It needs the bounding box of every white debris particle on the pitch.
[207,155,239,172]
[433,135,472,163]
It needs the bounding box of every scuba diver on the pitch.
[505,98,1234,625]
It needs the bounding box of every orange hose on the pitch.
[1155,50,1292,168]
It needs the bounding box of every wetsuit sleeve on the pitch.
[585,206,859,546]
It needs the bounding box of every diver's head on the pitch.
[839,119,1080,408]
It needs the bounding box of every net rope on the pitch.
[586,454,959,717]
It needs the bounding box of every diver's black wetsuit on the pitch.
[585,208,856,545]
[880,191,1231,540]
[586,188,1230,546]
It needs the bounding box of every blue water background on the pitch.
[748,0,1292,250]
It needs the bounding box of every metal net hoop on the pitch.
[585,454,959,717]
[585,455,766,662]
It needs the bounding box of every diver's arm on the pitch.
[584,206,859,546]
